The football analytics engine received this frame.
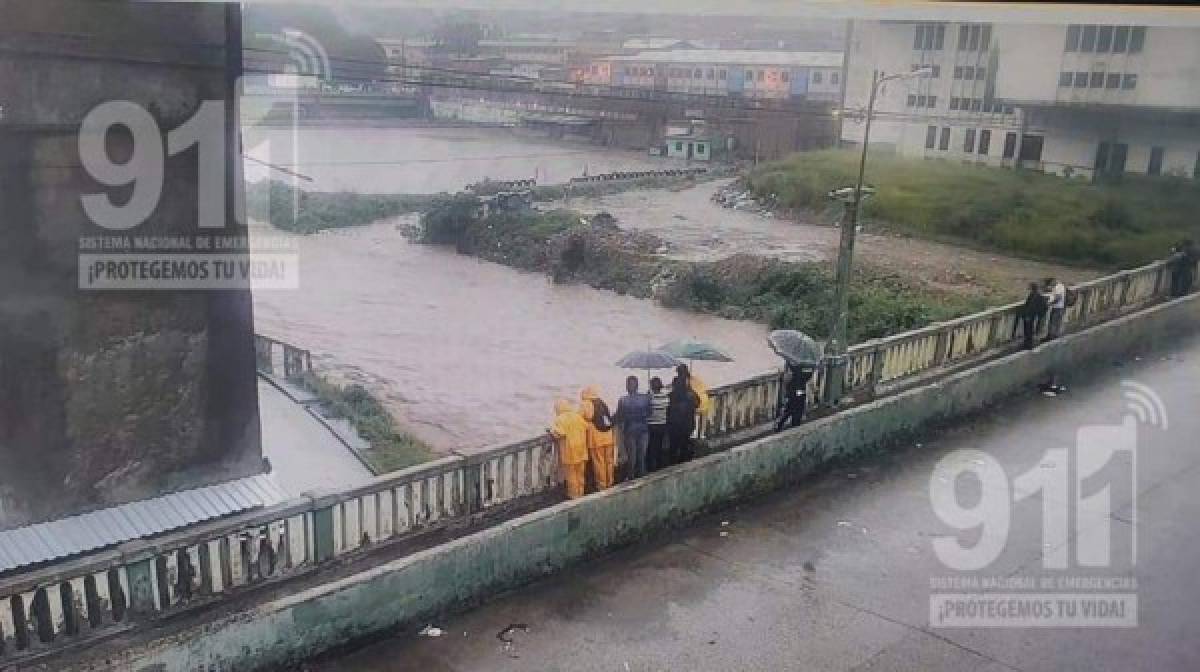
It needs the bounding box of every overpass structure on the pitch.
[1,256,1196,669]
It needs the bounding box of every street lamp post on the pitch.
[823,67,932,406]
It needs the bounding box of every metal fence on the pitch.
[0,256,1189,664]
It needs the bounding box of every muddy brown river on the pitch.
[251,218,780,453]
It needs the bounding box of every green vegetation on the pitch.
[246,181,437,234]
[300,373,434,473]
[746,149,1200,269]
[418,199,987,343]
[661,255,989,342]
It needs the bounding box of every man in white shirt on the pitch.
[1044,276,1067,341]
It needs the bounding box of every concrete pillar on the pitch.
[0,1,261,529]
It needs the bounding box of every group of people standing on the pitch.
[1019,276,1070,350]
[549,365,709,499]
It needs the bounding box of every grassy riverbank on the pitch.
[417,197,988,342]
[746,149,1200,269]
[301,373,434,473]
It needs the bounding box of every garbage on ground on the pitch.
[497,623,530,658]
[719,531,729,537]
[720,520,730,526]
[418,625,444,637]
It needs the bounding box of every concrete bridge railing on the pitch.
[0,256,1189,666]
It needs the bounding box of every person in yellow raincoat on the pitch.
[690,371,712,418]
[549,399,589,499]
[579,385,616,490]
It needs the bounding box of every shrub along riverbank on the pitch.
[745,149,1200,269]
[416,196,988,343]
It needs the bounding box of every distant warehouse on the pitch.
[571,49,845,101]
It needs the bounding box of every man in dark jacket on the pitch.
[1170,239,1198,297]
[1020,282,1048,350]
[775,364,814,431]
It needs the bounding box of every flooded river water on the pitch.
[243,124,682,193]
[251,218,780,453]
[247,125,760,453]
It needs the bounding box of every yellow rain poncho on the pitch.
[580,385,615,490]
[690,373,712,417]
[551,399,589,499]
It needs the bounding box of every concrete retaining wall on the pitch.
[49,294,1200,671]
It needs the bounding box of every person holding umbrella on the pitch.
[667,376,701,464]
[613,375,651,480]
[776,364,814,431]
[580,385,616,491]
[549,399,589,499]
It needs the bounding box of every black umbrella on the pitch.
[616,349,681,385]
[767,330,823,368]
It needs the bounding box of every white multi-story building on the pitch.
[842,19,1200,178]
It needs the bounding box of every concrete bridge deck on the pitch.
[311,335,1200,672]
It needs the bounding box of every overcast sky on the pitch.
[243,1,1200,27]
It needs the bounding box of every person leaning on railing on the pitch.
[1170,239,1198,297]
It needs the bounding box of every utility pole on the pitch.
[823,67,931,406]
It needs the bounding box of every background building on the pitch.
[575,49,844,101]
[842,19,1200,179]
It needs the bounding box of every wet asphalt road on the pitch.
[306,335,1200,672]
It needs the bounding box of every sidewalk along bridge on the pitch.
[0,256,1192,665]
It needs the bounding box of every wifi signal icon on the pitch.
[281,28,331,80]
[1122,380,1168,429]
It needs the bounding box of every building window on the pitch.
[831,72,839,85]
[977,67,987,80]
[953,66,963,79]
[949,97,960,110]
[979,129,991,155]
[971,99,982,111]
[813,71,822,84]
[675,142,683,151]
[1090,71,1105,88]
[939,126,951,150]
[928,95,937,108]
[1074,72,1089,88]
[981,25,992,50]
[915,24,925,50]
[1113,26,1130,52]
[964,128,976,153]
[780,70,788,82]
[1003,132,1017,159]
[697,144,706,154]
[963,66,975,80]
[707,68,715,80]
[1081,25,1097,52]
[719,69,726,80]
[935,25,946,49]
[757,70,765,81]
[745,69,753,82]
[926,125,938,149]
[917,95,927,107]
[969,25,981,50]
[1106,73,1121,89]
[1059,71,1074,87]
[1097,26,1113,52]
[1148,146,1164,176]
[1122,73,1138,89]
[908,94,918,107]
[1095,141,1128,176]
[958,25,969,50]
[694,68,702,78]
[1066,25,1081,51]
[1130,26,1145,52]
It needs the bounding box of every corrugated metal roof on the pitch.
[0,474,288,575]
